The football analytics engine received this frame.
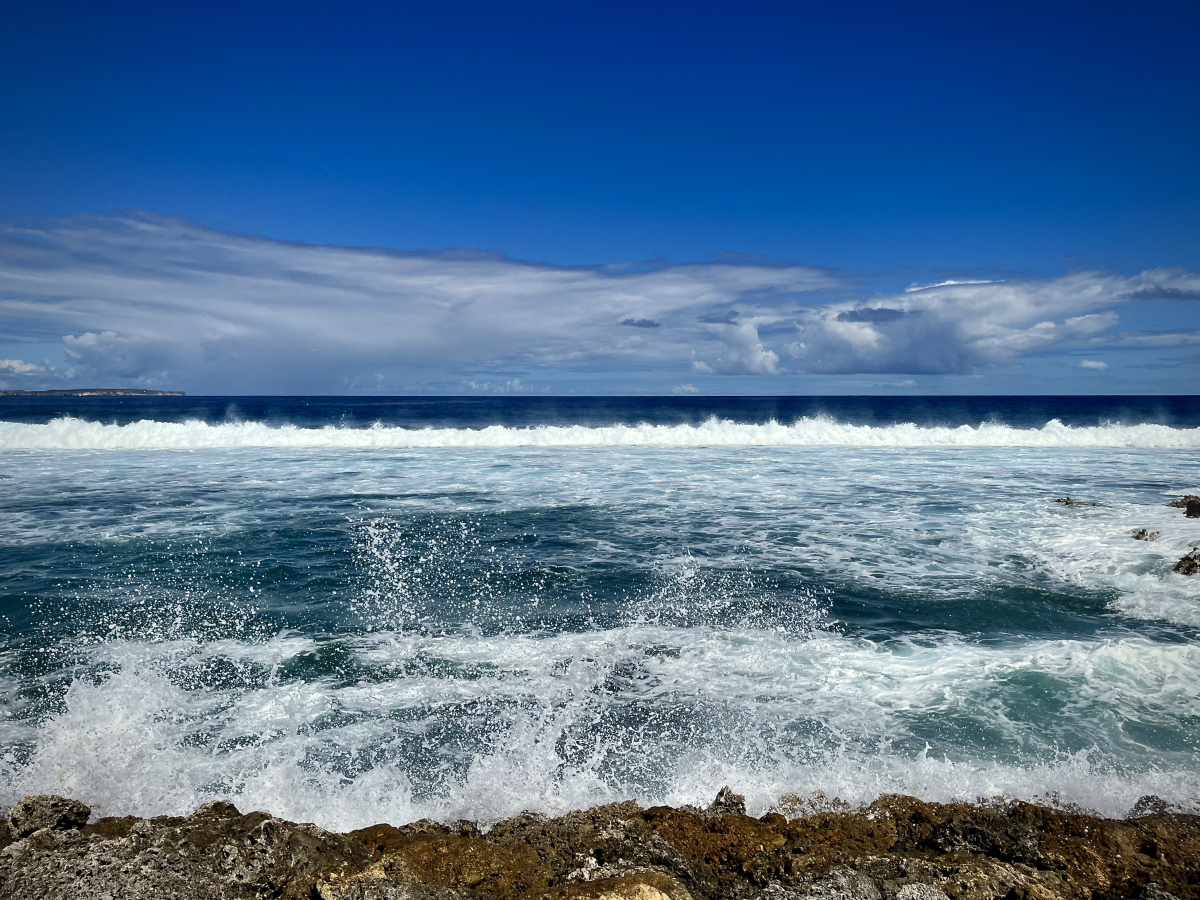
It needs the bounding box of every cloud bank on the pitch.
[0,214,1195,392]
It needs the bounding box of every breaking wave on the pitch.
[2,629,1196,829]
[1,416,1196,450]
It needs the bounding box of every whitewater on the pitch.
[0,415,1195,450]
[0,396,1196,831]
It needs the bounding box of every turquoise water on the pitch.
[0,397,1197,829]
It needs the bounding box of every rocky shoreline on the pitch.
[1,791,1196,900]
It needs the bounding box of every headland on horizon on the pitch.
[0,388,185,397]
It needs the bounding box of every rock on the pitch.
[1173,550,1200,575]
[0,801,371,900]
[7,796,91,837]
[895,886,950,900]
[1140,883,1180,900]
[533,872,694,900]
[1053,497,1097,507]
[927,809,1042,865]
[1132,795,1172,817]
[1131,529,1160,541]
[2,793,1199,900]
[708,787,746,818]
[1187,500,1200,518]
[1165,495,1200,508]
[754,868,881,899]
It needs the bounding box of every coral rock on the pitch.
[7,796,91,838]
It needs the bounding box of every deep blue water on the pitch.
[1,394,1196,428]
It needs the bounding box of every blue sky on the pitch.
[0,0,1196,394]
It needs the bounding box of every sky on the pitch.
[0,0,1196,395]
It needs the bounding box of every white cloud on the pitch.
[1079,360,1109,370]
[696,322,780,375]
[0,214,832,391]
[786,271,1198,375]
[0,213,1196,390]
[0,358,40,374]
[671,384,698,393]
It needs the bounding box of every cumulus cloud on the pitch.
[0,213,1196,391]
[0,358,40,375]
[786,272,1198,375]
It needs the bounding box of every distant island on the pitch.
[0,389,185,397]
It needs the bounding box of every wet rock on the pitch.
[1187,500,1200,519]
[1053,497,1099,507]
[7,795,91,837]
[1131,529,1160,541]
[1165,495,1200,508]
[1173,550,1200,575]
[1132,796,1173,817]
[708,788,746,818]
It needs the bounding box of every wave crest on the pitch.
[1,416,1196,450]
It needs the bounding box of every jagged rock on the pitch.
[1187,501,1200,519]
[1165,495,1200,508]
[2,794,1199,900]
[0,799,371,900]
[7,795,91,837]
[1131,529,1160,541]
[1053,497,1097,507]
[1173,550,1200,575]
[708,788,746,818]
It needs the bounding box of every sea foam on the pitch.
[2,628,1196,830]
[0,415,1196,450]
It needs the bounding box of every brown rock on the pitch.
[2,794,1198,900]
[1165,495,1200,508]
[385,833,551,900]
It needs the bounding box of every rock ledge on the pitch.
[1,791,1196,900]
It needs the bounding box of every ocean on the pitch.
[0,395,1196,831]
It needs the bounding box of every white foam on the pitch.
[2,628,1195,829]
[1,416,1196,451]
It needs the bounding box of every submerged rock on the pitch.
[1173,550,1200,575]
[1165,495,1200,508]
[1131,528,1160,541]
[1,793,1198,900]
[1053,497,1098,507]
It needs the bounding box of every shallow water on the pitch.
[1,396,1196,830]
